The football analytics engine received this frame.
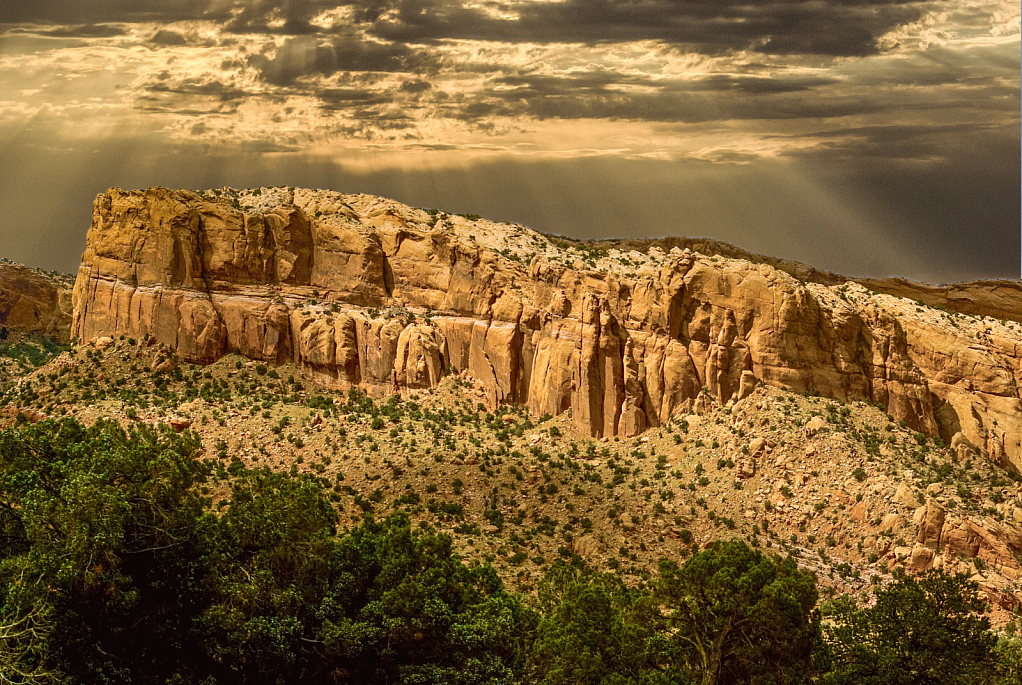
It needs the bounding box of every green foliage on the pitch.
[532,563,660,685]
[534,540,820,685]
[991,635,1022,685]
[0,337,66,367]
[823,569,997,685]
[205,501,533,685]
[0,419,533,685]
[654,540,821,685]
[0,417,212,683]
[0,419,1015,685]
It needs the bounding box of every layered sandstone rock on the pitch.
[594,236,1022,324]
[0,260,73,342]
[856,277,1022,325]
[71,187,1022,472]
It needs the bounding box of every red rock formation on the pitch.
[71,187,1022,473]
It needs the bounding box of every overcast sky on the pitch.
[1,1,1018,282]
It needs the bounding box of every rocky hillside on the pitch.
[71,187,1022,478]
[0,258,73,342]
[2,336,1021,619]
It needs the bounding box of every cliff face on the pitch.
[71,187,1022,472]
[0,261,73,342]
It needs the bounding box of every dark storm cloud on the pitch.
[3,1,923,57]
[0,0,220,25]
[780,122,1019,163]
[224,0,335,34]
[461,70,870,124]
[145,78,251,101]
[359,0,921,56]
[314,86,397,116]
[35,23,128,37]
[494,70,835,97]
[400,79,432,93]
[0,0,1016,285]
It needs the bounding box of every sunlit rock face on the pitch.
[72,186,1022,471]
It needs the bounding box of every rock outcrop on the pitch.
[71,187,1022,472]
[0,260,74,342]
[594,236,1022,324]
[892,496,1022,610]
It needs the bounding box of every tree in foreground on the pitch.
[0,417,213,683]
[533,540,822,685]
[991,634,1022,685]
[203,482,536,685]
[823,568,998,685]
[653,540,822,685]
[531,563,660,684]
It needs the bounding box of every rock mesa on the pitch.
[71,187,1022,472]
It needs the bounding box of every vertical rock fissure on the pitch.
[192,210,229,358]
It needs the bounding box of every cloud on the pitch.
[360,0,922,56]
[400,78,432,93]
[470,70,877,125]
[149,28,187,45]
[0,0,1016,283]
[0,0,219,25]
[247,34,435,85]
[144,78,251,102]
[36,23,128,37]
[2,1,926,57]
[779,121,1020,164]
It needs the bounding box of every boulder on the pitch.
[880,513,906,532]
[737,370,758,400]
[167,416,191,432]
[916,499,946,548]
[737,458,756,479]
[804,416,827,436]
[570,535,601,558]
[849,501,868,522]
[893,483,920,509]
[905,544,935,572]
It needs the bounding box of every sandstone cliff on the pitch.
[593,236,1022,324]
[0,260,73,342]
[71,187,1022,473]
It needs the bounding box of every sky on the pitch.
[0,1,1018,283]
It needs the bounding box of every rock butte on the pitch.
[71,187,1022,473]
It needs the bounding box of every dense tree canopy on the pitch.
[0,419,533,684]
[653,541,821,685]
[532,563,659,685]
[531,541,821,685]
